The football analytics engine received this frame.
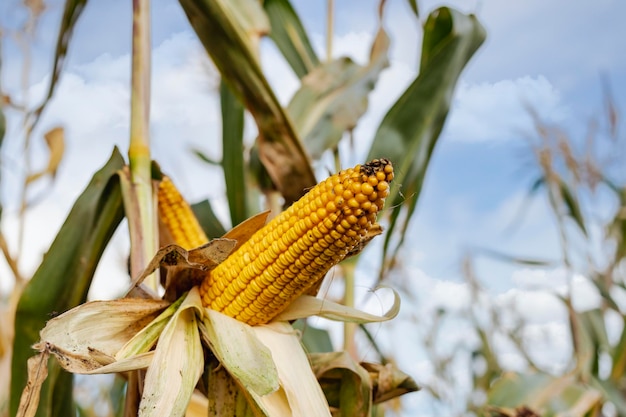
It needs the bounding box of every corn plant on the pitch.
[1,0,485,416]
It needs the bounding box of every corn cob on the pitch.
[199,158,394,326]
[158,176,209,250]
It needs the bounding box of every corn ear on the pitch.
[200,158,394,325]
[158,176,209,250]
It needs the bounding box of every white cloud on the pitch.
[443,76,569,143]
[0,31,226,295]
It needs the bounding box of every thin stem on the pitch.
[127,0,157,287]
[342,261,357,357]
[326,0,334,62]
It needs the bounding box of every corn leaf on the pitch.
[288,28,389,159]
[191,200,227,239]
[590,377,626,415]
[29,0,88,130]
[292,320,334,353]
[138,289,204,417]
[558,177,588,236]
[610,315,626,381]
[179,0,316,205]
[263,0,320,78]
[366,7,485,277]
[11,148,125,417]
[487,372,602,416]
[405,0,419,17]
[220,82,248,227]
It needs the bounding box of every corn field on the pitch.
[0,0,625,416]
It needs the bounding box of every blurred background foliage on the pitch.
[0,0,624,416]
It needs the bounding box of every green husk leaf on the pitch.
[274,287,400,323]
[116,297,184,359]
[200,309,279,396]
[138,288,204,417]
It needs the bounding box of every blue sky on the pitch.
[2,0,626,414]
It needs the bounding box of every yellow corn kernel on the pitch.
[199,158,394,326]
[157,176,209,250]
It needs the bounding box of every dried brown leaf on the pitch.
[360,362,419,404]
[25,126,65,184]
[127,240,236,296]
[16,351,49,417]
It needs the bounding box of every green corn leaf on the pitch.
[263,0,320,78]
[220,82,248,227]
[366,7,485,278]
[29,0,88,130]
[487,372,602,415]
[11,149,125,417]
[558,177,588,236]
[179,0,316,205]
[191,200,227,239]
[406,0,419,17]
[288,28,390,160]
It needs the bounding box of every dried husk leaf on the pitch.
[83,351,154,374]
[138,288,205,417]
[25,126,65,184]
[360,362,419,404]
[308,351,371,416]
[35,298,169,373]
[274,287,400,323]
[127,240,236,294]
[16,351,49,417]
[200,309,279,396]
[252,322,331,417]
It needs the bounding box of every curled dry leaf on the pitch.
[34,298,169,373]
[126,239,236,297]
[360,362,420,404]
[16,351,49,417]
[25,126,65,184]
